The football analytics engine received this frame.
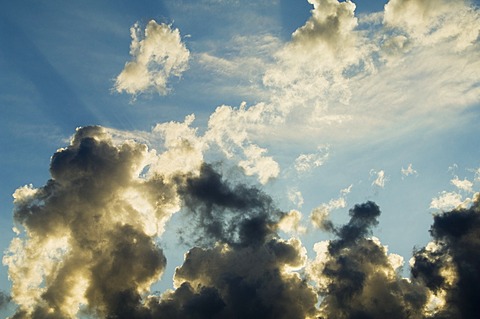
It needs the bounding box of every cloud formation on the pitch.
[411,194,480,318]
[114,20,190,97]
[4,127,178,318]
[308,202,428,319]
[4,126,480,318]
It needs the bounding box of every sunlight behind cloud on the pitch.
[114,20,190,98]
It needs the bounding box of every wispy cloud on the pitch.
[371,169,387,188]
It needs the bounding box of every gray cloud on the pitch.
[4,125,480,319]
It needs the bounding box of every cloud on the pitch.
[4,1,480,318]
[401,163,417,178]
[3,126,178,318]
[114,20,190,97]
[294,145,330,173]
[4,125,480,319]
[175,162,281,247]
[287,188,304,208]
[205,102,280,184]
[371,169,388,188]
[149,162,318,319]
[278,209,307,235]
[308,202,428,319]
[0,291,11,309]
[263,0,367,112]
[384,0,480,50]
[450,175,474,193]
[310,186,351,229]
[430,167,479,211]
[411,195,480,318]
[430,191,467,211]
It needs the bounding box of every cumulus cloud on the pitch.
[205,102,280,184]
[430,169,479,211]
[310,185,351,229]
[3,126,178,318]
[152,162,318,319]
[263,0,368,113]
[450,176,474,193]
[4,125,480,319]
[384,0,480,50]
[411,195,480,318]
[4,1,480,318]
[308,202,428,319]
[114,20,190,97]
[278,210,307,235]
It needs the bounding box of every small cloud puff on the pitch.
[114,20,190,98]
[401,163,418,178]
[371,169,387,188]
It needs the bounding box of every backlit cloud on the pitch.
[114,20,190,97]
[3,0,480,318]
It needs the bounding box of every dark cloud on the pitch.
[176,163,282,247]
[5,125,480,319]
[411,196,480,319]
[312,202,427,319]
[5,126,174,318]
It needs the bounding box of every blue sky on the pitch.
[1,0,480,318]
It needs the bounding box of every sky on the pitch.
[0,0,480,318]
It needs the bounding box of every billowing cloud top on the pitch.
[114,20,190,97]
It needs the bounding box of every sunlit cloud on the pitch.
[114,20,190,98]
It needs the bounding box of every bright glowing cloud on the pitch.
[114,20,190,97]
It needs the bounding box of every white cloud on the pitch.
[150,114,205,178]
[114,20,190,97]
[371,169,387,188]
[450,176,474,193]
[238,144,280,185]
[401,163,418,178]
[384,0,479,50]
[310,186,350,229]
[288,188,305,208]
